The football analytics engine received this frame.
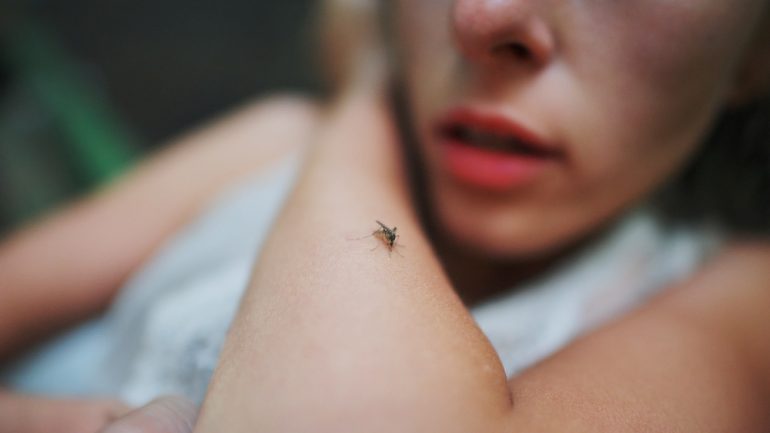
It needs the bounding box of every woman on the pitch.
[1,0,769,431]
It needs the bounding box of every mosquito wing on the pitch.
[375,220,390,232]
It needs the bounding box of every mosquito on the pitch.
[351,220,404,256]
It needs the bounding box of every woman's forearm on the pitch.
[194,93,512,432]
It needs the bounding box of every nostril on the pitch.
[494,42,533,62]
[452,1,555,68]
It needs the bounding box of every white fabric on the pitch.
[473,206,722,376]
[2,154,723,405]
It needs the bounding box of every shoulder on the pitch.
[223,94,323,133]
[685,238,770,302]
[145,94,324,197]
[656,238,770,392]
[179,93,323,155]
[663,237,770,302]
[712,238,770,267]
[504,238,770,430]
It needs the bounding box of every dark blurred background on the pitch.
[0,0,322,234]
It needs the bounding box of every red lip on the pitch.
[433,107,562,191]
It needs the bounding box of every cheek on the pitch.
[569,1,752,89]
[561,2,757,194]
[568,1,759,130]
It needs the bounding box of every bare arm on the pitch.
[0,96,319,361]
[195,90,511,432]
[0,387,129,433]
[505,242,770,431]
[195,91,770,432]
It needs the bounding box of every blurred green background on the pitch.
[0,0,321,235]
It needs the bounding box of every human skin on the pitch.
[189,0,770,430]
[0,97,319,433]
[0,96,318,362]
[100,397,197,433]
[1,0,761,421]
[192,88,770,431]
[397,0,768,261]
[0,389,129,433]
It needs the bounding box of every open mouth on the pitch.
[432,107,562,191]
[435,107,562,159]
[438,123,557,158]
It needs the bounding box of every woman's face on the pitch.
[394,0,767,258]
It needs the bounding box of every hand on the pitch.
[100,396,198,433]
[0,389,131,433]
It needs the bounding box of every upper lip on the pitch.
[434,107,562,157]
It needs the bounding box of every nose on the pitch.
[452,0,555,69]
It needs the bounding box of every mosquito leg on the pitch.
[347,234,374,241]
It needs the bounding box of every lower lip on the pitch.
[438,139,552,191]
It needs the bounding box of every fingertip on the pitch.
[100,396,198,433]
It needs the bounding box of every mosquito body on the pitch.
[373,220,399,251]
[349,220,403,256]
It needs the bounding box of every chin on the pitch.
[431,192,581,261]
